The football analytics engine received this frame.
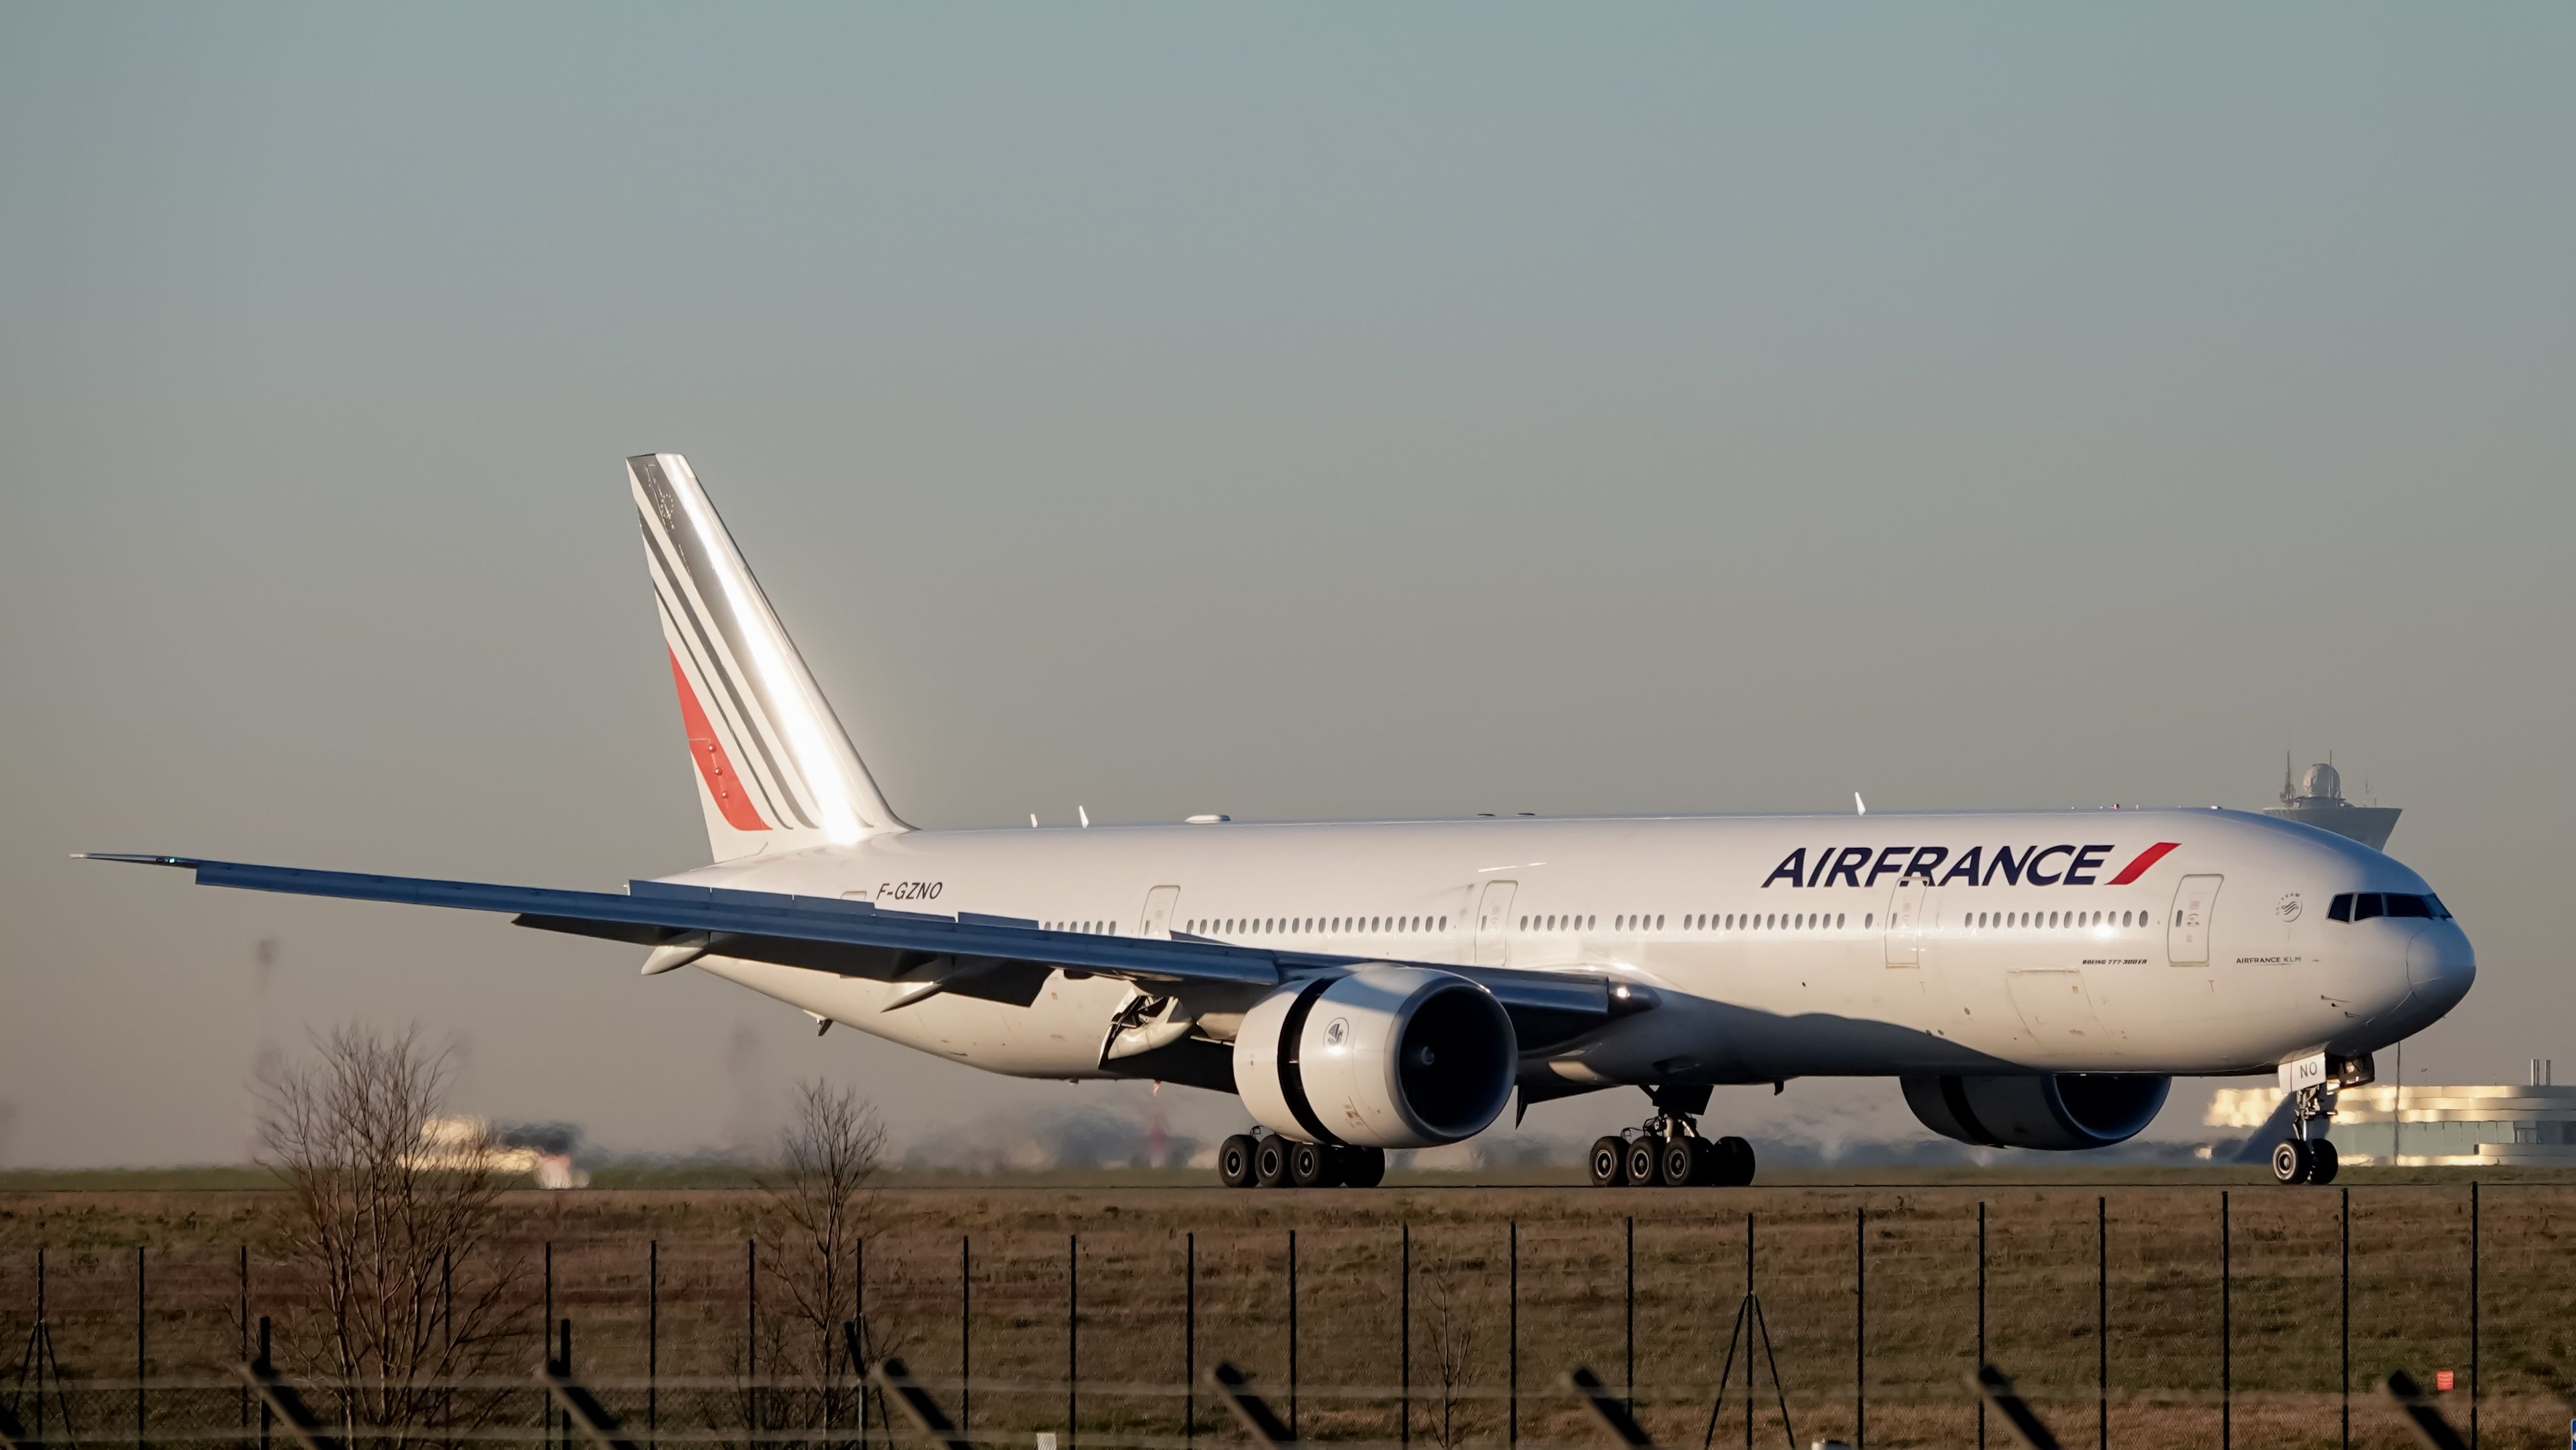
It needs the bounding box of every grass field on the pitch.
[2,1174,2571,1449]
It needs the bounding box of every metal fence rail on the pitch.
[4,1186,2565,1450]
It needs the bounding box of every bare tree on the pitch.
[1420,1253,1480,1450]
[748,1080,893,1446]
[253,1025,528,1446]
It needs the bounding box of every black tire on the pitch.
[1660,1139,1699,1187]
[1685,1137,1720,1185]
[1715,1135,1756,1187]
[1624,1137,1663,1186]
[1255,1136,1293,1188]
[1589,1136,1630,1186]
[2271,1137,2314,1185]
[2309,1139,2340,1185]
[1218,1133,1258,1188]
[1289,1140,1337,1188]
[1337,1146,1388,1188]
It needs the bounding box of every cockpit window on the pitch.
[2327,892,2451,922]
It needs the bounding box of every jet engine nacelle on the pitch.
[1234,966,1518,1149]
[1902,1073,2171,1151]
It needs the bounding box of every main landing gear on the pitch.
[1587,1087,1755,1187]
[1216,1132,1387,1189]
[2270,1082,2343,1186]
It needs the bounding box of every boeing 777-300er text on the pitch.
[90,453,2477,1188]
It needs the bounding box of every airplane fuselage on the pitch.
[675,805,2475,1091]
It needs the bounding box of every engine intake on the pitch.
[1902,1073,2170,1151]
[1234,966,1518,1149]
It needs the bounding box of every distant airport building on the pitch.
[2264,755,2401,850]
[2209,1065,2572,1167]
[407,1115,590,1188]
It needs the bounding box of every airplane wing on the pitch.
[83,855,1633,1043]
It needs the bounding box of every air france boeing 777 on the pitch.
[91,453,2477,1188]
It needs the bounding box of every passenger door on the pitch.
[1884,879,1928,966]
[1140,885,1181,940]
[1474,881,1518,966]
[2169,875,2222,965]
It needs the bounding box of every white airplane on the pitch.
[92,453,2477,1188]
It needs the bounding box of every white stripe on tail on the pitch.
[629,453,909,860]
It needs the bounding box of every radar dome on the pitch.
[2300,762,2343,802]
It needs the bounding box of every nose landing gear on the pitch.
[2270,1136,2341,1186]
[2269,1082,2345,1186]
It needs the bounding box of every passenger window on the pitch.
[1864,913,1873,927]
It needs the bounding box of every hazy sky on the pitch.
[4,6,2570,1167]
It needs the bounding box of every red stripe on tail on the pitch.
[2107,841,2179,886]
[670,649,769,832]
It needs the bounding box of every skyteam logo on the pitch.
[1761,840,2180,890]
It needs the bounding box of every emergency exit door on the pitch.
[2168,875,2222,965]
[1885,879,1928,966]
[1140,885,1181,940]
[1475,881,1518,966]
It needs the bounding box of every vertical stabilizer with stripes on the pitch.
[630,453,909,860]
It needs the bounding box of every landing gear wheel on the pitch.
[1713,1136,1756,1186]
[1335,1146,1387,1188]
[2309,1140,2340,1185]
[1686,1137,1723,1185]
[1288,1140,1337,1188]
[2271,1137,2314,1185]
[1624,1137,1663,1186]
[1255,1136,1293,1188]
[1660,1139,1699,1186]
[1589,1136,1630,1186]
[1218,1133,1258,1188]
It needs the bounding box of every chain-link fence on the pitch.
[2,1185,2570,1450]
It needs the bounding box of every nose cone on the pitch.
[2405,922,2477,1019]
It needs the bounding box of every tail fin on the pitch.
[629,453,909,860]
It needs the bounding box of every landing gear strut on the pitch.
[1589,1087,1755,1187]
[1215,1131,1386,1188]
[2270,1082,2344,1186]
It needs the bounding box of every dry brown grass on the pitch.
[3,1181,2571,1449]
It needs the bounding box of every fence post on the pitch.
[442,1248,454,1450]
[1287,1228,1299,1441]
[258,1316,272,1450]
[1508,1220,1519,1448]
[2220,1192,2230,1450]
[136,1245,147,1450]
[648,1241,659,1445]
[2098,1195,2107,1450]
[1743,1213,1755,1450]
[547,1243,557,1450]
[854,1237,865,1450]
[1067,1233,1078,1450]
[1977,1202,1988,1450]
[2341,1187,2351,1450]
[1856,1206,1866,1450]
[960,1234,971,1439]
[865,1236,876,1450]
[1399,1223,1410,1448]
[239,1247,250,1450]
[1185,1232,1196,1450]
